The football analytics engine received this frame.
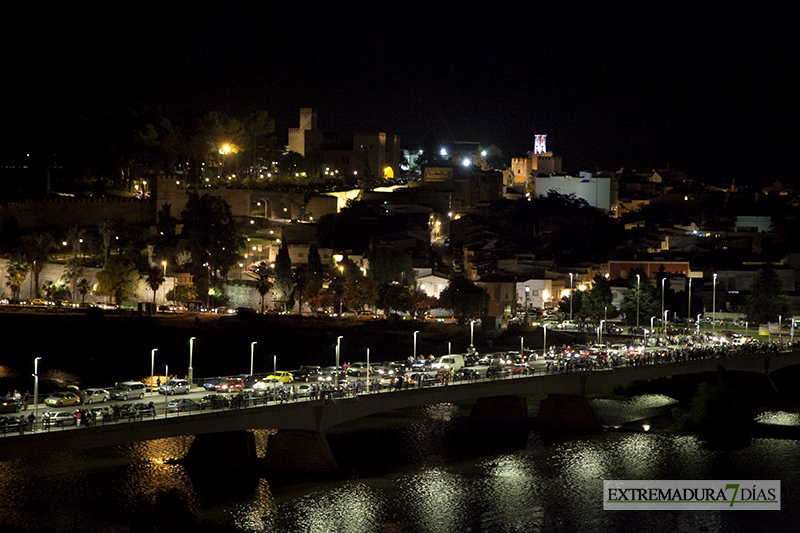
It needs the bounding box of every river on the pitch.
[0,395,798,532]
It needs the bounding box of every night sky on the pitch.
[6,2,798,185]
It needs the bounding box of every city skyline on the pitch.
[5,3,797,185]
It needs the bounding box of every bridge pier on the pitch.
[469,396,530,424]
[536,394,600,432]
[184,430,258,467]
[264,429,339,473]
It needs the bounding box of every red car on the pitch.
[214,378,244,393]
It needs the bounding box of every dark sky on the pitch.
[7,2,798,185]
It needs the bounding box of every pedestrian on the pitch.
[75,409,83,427]
[22,391,29,411]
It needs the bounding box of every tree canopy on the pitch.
[439,276,489,324]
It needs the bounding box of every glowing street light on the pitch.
[413,331,419,360]
[33,357,42,428]
[569,273,574,322]
[250,342,257,375]
[151,349,158,396]
[188,337,195,386]
[712,273,718,329]
[336,336,343,388]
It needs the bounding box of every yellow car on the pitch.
[44,392,82,407]
[266,371,294,383]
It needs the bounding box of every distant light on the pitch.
[462,158,471,167]
[440,148,448,156]
[481,150,487,157]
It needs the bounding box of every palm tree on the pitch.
[62,258,84,303]
[66,226,86,260]
[145,267,165,304]
[5,255,29,302]
[23,233,55,299]
[77,278,90,305]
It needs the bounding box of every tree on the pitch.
[66,226,86,260]
[745,264,788,324]
[146,267,165,304]
[343,273,379,311]
[619,276,661,327]
[94,256,142,306]
[271,241,294,310]
[251,262,273,313]
[166,285,198,307]
[181,192,243,280]
[5,255,29,302]
[77,278,91,305]
[23,233,55,299]
[62,258,84,302]
[367,246,415,285]
[306,244,324,298]
[439,276,489,324]
[378,283,415,315]
[578,274,616,322]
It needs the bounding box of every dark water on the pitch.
[1,397,798,532]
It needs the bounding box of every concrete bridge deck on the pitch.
[2,351,798,467]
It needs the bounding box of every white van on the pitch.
[430,355,465,372]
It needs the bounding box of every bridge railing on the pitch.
[4,341,796,439]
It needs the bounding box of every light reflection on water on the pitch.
[756,410,800,426]
[0,400,798,532]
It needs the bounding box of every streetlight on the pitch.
[520,335,524,355]
[470,320,479,351]
[151,349,158,396]
[524,285,530,325]
[366,347,371,392]
[250,342,257,375]
[687,277,692,324]
[712,273,718,329]
[542,324,548,358]
[636,274,641,334]
[413,331,419,360]
[188,337,195,386]
[336,336,343,388]
[33,357,41,428]
[569,273,574,322]
[661,278,666,339]
[273,354,277,373]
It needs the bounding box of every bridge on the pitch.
[2,351,798,471]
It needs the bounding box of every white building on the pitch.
[415,268,449,299]
[535,172,616,211]
[516,279,554,310]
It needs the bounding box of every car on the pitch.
[43,411,77,427]
[167,398,201,412]
[408,373,439,388]
[44,392,82,407]
[0,397,21,414]
[346,362,369,377]
[141,375,170,392]
[266,371,294,383]
[293,365,323,381]
[214,378,244,392]
[89,407,111,421]
[512,363,533,375]
[120,402,156,419]
[83,388,110,404]
[233,374,258,388]
[317,366,346,382]
[294,383,314,397]
[357,311,379,320]
[203,377,224,391]
[199,394,230,409]
[253,377,284,391]
[453,368,480,381]
[109,381,146,400]
[158,379,191,395]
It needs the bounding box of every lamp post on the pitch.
[188,337,195,387]
[663,310,669,338]
[336,336,343,388]
[413,331,419,360]
[469,321,476,351]
[33,357,41,428]
[569,273,574,322]
[636,274,641,334]
[599,319,605,344]
[250,342,257,375]
[520,335,524,355]
[524,285,530,325]
[712,273,718,329]
[778,315,782,341]
[448,341,451,356]
[687,277,692,324]
[151,349,157,396]
[366,347,371,392]
[273,354,277,373]
[543,324,547,358]
[660,278,666,339]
